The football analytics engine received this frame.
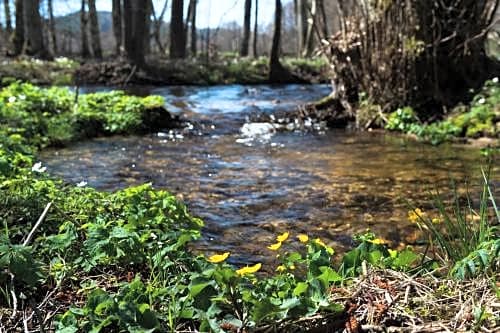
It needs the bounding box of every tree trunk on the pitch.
[317,0,328,39]
[112,0,122,55]
[190,0,197,56]
[253,0,258,58]
[152,0,168,54]
[24,0,49,58]
[80,0,90,57]
[269,0,291,82]
[296,0,308,56]
[4,0,12,33]
[144,0,152,55]
[12,0,24,55]
[88,0,102,58]
[185,0,197,56]
[303,0,317,57]
[47,0,57,54]
[170,0,186,59]
[123,0,147,66]
[240,0,252,56]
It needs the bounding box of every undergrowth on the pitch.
[385,78,500,144]
[0,83,498,332]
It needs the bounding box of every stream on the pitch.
[40,84,499,265]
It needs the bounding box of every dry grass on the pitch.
[330,268,499,332]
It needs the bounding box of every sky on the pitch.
[27,0,292,29]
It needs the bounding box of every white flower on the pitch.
[31,162,47,173]
[492,77,499,83]
[8,96,16,103]
[19,94,26,100]
[76,181,88,187]
[478,98,486,105]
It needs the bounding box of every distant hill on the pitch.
[54,11,112,35]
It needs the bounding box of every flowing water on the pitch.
[40,84,499,265]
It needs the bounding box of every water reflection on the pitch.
[41,85,498,265]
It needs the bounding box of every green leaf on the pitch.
[293,282,309,296]
[189,279,213,298]
[391,248,419,269]
[317,266,342,287]
[280,297,301,310]
[252,300,279,323]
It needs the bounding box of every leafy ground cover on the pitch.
[0,83,498,332]
[386,78,500,145]
[0,57,78,87]
[75,56,330,86]
[0,56,329,87]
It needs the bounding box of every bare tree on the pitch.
[317,0,328,38]
[80,0,90,57]
[12,0,24,55]
[4,0,12,33]
[240,0,251,56]
[170,0,186,58]
[269,0,291,82]
[123,0,148,66]
[303,0,317,56]
[323,0,500,125]
[112,0,122,55]
[88,0,102,58]
[185,0,197,56]
[47,0,57,53]
[253,0,258,57]
[24,0,49,58]
[295,0,307,56]
[151,0,168,54]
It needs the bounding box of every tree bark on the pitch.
[170,0,186,58]
[47,0,57,54]
[240,0,252,56]
[4,0,12,33]
[24,0,49,58]
[12,0,24,55]
[123,0,147,66]
[112,0,122,55]
[80,0,90,57]
[253,0,258,58]
[269,0,291,82]
[88,0,102,58]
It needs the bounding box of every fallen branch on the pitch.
[23,202,52,246]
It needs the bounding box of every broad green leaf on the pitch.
[293,282,309,296]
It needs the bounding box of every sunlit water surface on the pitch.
[40,84,499,265]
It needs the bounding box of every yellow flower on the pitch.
[268,241,282,251]
[314,238,328,248]
[277,232,289,243]
[276,265,286,273]
[289,265,296,270]
[297,234,309,243]
[236,263,262,276]
[432,217,441,224]
[408,208,425,223]
[369,238,388,245]
[314,238,334,255]
[207,252,230,263]
[388,249,398,258]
